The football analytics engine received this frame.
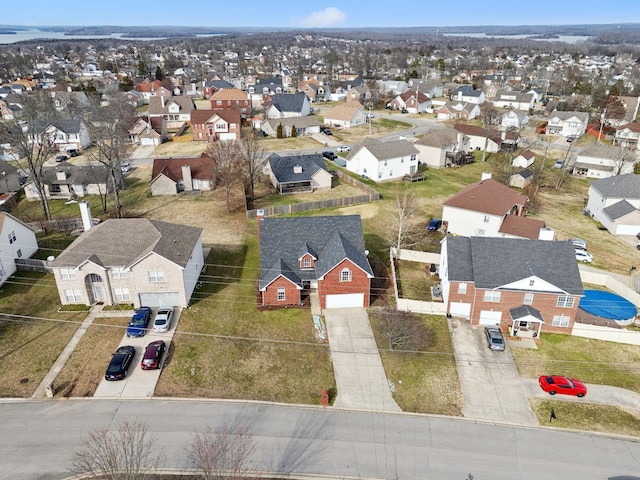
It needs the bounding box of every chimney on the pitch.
[293,165,302,174]
[256,209,265,243]
[161,93,165,109]
[538,227,555,241]
[481,172,492,181]
[181,165,193,191]
[79,200,93,231]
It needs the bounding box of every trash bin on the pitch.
[45,383,55,398]
[321,389,329,406]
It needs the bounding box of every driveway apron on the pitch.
[450,318,538,426]
[323,307,401,412]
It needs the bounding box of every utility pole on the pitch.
[598,108,607,143]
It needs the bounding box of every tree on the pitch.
[239,129,266,201]
[155,65,164,81]
[386,185,424,261]
[186,423,260,480]
[70,419,166,480]
[480,103,500,163]
[0,92,59,220]
[276,123,283,139]
[290,125,297,137]
[208,140,243,212]
[371,308,433,351]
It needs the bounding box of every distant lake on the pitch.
[442,32,590,44]
[0,28,223,44]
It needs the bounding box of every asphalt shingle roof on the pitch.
[602,199,637,221]
[271,92,308,113]
[349,137,419,161]
[267,153,328,184]
[590,174,640,199]
[443,178,527,215]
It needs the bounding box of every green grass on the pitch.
[155,238,335,404]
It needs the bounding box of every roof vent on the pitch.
[293,165,302,174]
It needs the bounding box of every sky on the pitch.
[2,1,639,28]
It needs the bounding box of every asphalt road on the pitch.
[2,399,639,480]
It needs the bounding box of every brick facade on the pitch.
[317,259,371,310]
[261,276,301,307]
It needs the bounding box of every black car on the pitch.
[322,128,333,135]
[55,155,68,162]
[322,151,337,161]
[105,345,135,381]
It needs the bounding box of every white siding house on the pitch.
[344,138,419,182]
[0,212,38,286]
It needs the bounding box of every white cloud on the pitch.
[292,7,347,28]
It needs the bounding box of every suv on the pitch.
[484,326,505,351]
[427,218,443,231]
[322,151,337,161]
[126,307,152,337]
[571,238,587,250]
[55,154,68,162]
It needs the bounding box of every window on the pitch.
[458,283,467,294]
[148,270,165,283]
[340,268,352,282]
[8,231,16,244]
[59,268,76,280]
[216,100,222,106]
[552,315,570,327]
[529,279,535,287]
[111,267,127,279]
[16,249,22,258]
[277,287,286,301]
[556,296,574,308]
[484,290,501,302]
[303,258,312,268]
[524,293,534,305]
[64,289,82,302]
[483,215,490,223]
[113,288,131,302]
[411,154,416,162]
[216,123,226,130]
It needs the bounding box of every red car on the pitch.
[140,340,166,370]
[538,375,587,397]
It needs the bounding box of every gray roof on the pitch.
[590,174,640,199]
[578,142,634,161]
[263,116,321,130]
[53,118,82,134]
[51,218,202,269]
[602,199,637,221]
[349,137,419,161]
[205,79,234,89]
[259,215,373,290]
[445,236,584,295]
[416,128,462,148]
[271,92,308,113]
[509,305,544,322]
[550,110,589,122]
[267,153,328,184]
[42,162,117,187]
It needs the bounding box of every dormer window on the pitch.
[300,254,314,269]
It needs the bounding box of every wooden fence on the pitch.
[246,170,380,219]
[26,218,100,233]
[15,258,53,274]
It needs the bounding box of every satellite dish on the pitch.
[47,256,55,262]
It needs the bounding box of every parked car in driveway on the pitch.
[152,307,173,333]
[336,145,350,152]
[321,128,333,135]
[126,307,152,337]
[484,326,505,351]
[427,219,443,231]
[572,238,587,250]
[322,151,337,161]
[140,340,166,370]
[105,345,135,381]
[575,249,593,263]
[538,375,587,397]
[553,159,564,169]
[55,154,68,162]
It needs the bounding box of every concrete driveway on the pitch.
[323,307,401,412]
[449,318,538,426]
[93,308,181,398]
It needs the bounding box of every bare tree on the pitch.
[0,92,59,220]
[84,94,135,218]
[371,308,433,351]
[70,419,166,480]
[186,423,260,480]
[386,185,424,261]
[480,102,500,163]
[239,128,266,201]
[208,140,243,212]
[612,144,636,176]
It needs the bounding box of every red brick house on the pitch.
[190,109,241,142]
[210,88,252,121]
[258,214,373,309]
[439,236,584,337]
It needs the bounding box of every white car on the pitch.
[336,146,350,152]
[575,249,593,263]
[152,307,174,332]
[572,238,587,250]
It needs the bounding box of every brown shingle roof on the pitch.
[210,88,249,101]
[444,178,527,215]
[151,153,215,184]
[498,215,546,240]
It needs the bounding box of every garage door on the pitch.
[479,310,502,325]
[219,133,236,141]
[325,293,364,309]
[139,292,181,307]
[615,224,640,236]
[449,302,471,319]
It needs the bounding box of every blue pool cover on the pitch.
[580,289,638,321]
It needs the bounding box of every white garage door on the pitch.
[479,310,502,325]
[449,302,471,319]
[139,292,181,307]
[219,133,236,141]
[325,293,364,309]
[614,224,640,236]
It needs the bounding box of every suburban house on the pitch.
[585,174,640,236]
[24,162,122,201]
[442,173,547,240]
[437,101,480,121]
[266,92,312,119]
[46,118,92,153]
[261,116,322,137]
[606,96,640,127]
[378,80,407,96]
[203,79,234,99]
[0,162,26,194]
[263,153,332,194]
[573,142,636,179]
[0,212,38,287]
[209,88,252,120]
[414,128,469,169]
[451,85,485,104]
[135,79,163,103]
[148,94,195,129]
[149,154,215,196]
[322,101,367,128]
[439,236,584,337]
[299,79,329,103]
[345,137,419,182]
[512,150,535,168]
[51,218,204,308]
[407,79,443,99]
[190,109,241,142]
[500,109,530,130]
[493,91,535,111]
[258,214,374,309]
[614,122,640,149]
[128,116,165,146]
[247,78,284,109]
[387,90,432,113]
[546,110,589,137]
[454,124,520,152]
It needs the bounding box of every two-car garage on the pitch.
[139,292,181,308]
[325,293,365,309]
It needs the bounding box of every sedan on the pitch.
[484,326,505,351]
[336,145,350,152]
[140,340,166,370]
[152,307,173,333]
[105,345,135,381]
[126,307,152,337]
[55,155,68,162]
[538,375,587,397]
[575,249,593,263]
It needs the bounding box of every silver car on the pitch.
[484,326,505,351]
[152,307,173,333]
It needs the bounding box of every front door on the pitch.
[88,273,105,303]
